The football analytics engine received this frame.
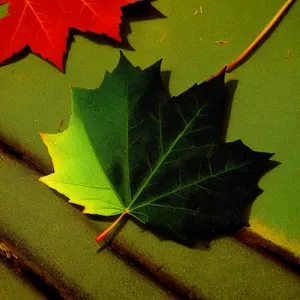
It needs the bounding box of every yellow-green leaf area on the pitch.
[40,99,124,216]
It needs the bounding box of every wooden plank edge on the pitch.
[0,142,186,299]
[1,138,299,297]
[0,238,69,299]
[235,227,300,274]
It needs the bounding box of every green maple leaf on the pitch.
[40,52,274,245]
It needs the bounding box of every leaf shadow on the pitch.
[62,0,165,72]
[121,0,166,35]
[221,79,238,141]
[160,70,172,98]
[0,46,32,69]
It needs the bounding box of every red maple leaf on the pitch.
[0,0,139,71]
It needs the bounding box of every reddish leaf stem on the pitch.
[206,0,295,81]
[95,209,128,243]
[226,0,295,73]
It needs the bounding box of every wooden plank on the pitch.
[0,259,45,300]
[0,150,175,300]
[1,147,300,299]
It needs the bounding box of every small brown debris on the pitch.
[58,120,64,132]
[216,40,228,45]
[160,33,166,42]
[286,50,291,61]
[0,243,15,259]
[194,6,203,16]
[0,149,5,163]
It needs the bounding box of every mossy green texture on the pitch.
[0,0,299,254]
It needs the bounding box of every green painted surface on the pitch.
[0,152,173,299]
[0,261,45,300]
[1,151,300,299]
[0,0,299,266]
[116,221,300,300]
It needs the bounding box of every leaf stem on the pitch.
[226,0,295,72]
[95,208,128,243]
[206,0,295,81]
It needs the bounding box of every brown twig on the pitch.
[206,0,295,81]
